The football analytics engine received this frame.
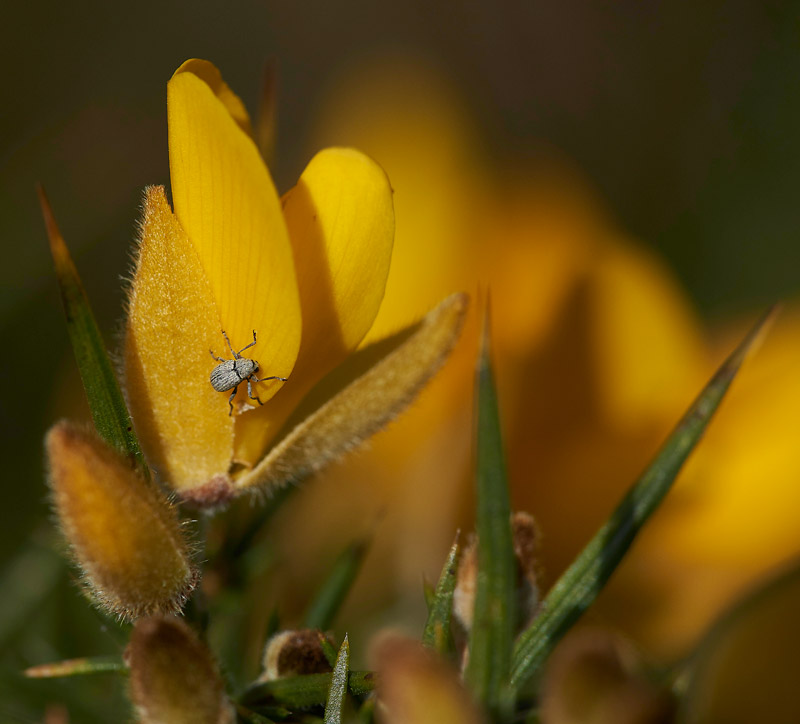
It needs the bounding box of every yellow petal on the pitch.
[46,422,196,621]
[124,186,234,495]
[235,293,468,495]
[128,616,234,724]
[172,59,253,138]
[588,238,707,432]
[312,56,480,341]
[168,62,301,409]
[234,147,395,463]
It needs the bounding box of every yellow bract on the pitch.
[125,186,233,494]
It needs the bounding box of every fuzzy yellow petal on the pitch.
[168,63,300,405]
[234,147,394,463]
[235,293,468,495]
[46,422,196,621]
[124,186,233,494]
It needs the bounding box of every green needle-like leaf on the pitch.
[509,306,777,693]
[324,635,350,724]
[465,309,516,718]
[38,187,149,480]
[304,537,369,631]
[422,533,460,656]
[24,655,127,678]
[240,671,374,709]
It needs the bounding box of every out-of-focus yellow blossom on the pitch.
[270,55,800,659]
[123,59,467,507]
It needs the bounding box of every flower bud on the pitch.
[46,421,196,620]
[127,616,233,724]
[371,633,483,724]
[454,511,541,634]
[259,629,333,681]
[540,629,674,724]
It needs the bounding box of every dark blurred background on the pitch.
[2,0,799,718]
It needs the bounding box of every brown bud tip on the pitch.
[540,629,674,724]
[127,616,234,724]
[511,511,542,625]
[454,511,542,635]
[453,535,478,633]
[260,629,333,681]
[46,421,196,620]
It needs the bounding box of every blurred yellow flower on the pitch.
[123,59,467,507]
[270,54,800,659]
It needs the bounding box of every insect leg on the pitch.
[210,349,226,362]
[221,330,237,357]
[227,385,238,416]
[254,375,288,383]
[247,376,264,406]
[237,330,258,356]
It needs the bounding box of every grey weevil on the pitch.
[210,330,287,416]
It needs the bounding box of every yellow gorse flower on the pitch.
[123,59,467,506]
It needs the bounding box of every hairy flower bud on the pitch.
[46,421,196,620]
[260,629,333,681]
[127,616,233,724]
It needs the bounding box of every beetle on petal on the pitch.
[210,330,287,416]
